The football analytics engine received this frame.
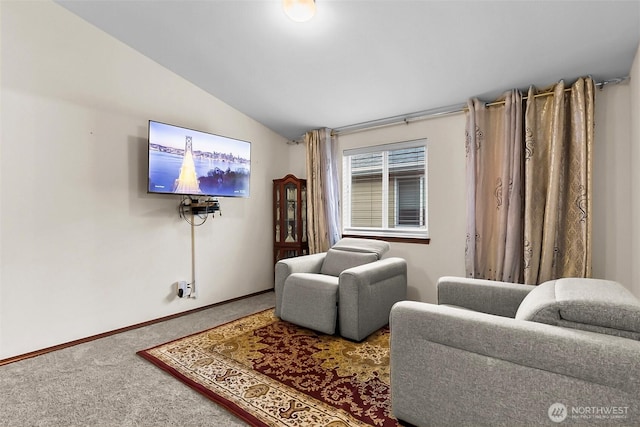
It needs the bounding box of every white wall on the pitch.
[0,1,290,359]
[288,142,307,179]
[631,43,640,298]
[593,84,633,288]
[0,0,4,361]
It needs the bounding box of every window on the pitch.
[342,139,428,240]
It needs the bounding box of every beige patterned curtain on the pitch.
[524,77,594,284]
[305,128,341,254]
[465,90,524,282]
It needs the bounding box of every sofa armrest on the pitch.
[341,257,407,284]
[390,300,640,396]
[338,257,407,341]
[274,253,326,317]
[437,276,535,318]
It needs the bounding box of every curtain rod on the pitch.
[331,103,466,136]
[482,76,629,109]
[331,76,629,137]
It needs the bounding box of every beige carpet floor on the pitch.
[0,291,275,427]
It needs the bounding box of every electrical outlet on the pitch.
[177,280,189,298]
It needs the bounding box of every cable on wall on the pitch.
[178,196,221,226]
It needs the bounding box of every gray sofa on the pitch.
[275,237,407,341]
[390,276,640,426]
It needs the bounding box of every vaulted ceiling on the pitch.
[56,0,640,140]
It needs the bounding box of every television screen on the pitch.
[148,120,251,198]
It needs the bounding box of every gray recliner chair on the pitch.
[275,237,407,341]
[390,276,640,426]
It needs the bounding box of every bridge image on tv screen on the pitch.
[148,120,250,198]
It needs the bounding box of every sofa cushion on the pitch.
[320,248,378,277]
[515,278,640,340]
[281,273,339,335]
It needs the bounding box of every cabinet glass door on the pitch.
[285,183,297,242]
[275,186,280,242]
[301,188,307,242]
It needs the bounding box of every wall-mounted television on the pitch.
[148,120,251,198]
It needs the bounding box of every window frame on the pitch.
[342,138,429,241]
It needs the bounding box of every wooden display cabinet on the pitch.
[273,174,308,264]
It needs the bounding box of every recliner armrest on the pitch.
[274,253,326,317]
[276,252,326,275]
[340,257,407,284]
[437,276,535,318]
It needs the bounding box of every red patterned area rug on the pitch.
[137,308,402,427]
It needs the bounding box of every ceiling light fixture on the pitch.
[282,0,316,23]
